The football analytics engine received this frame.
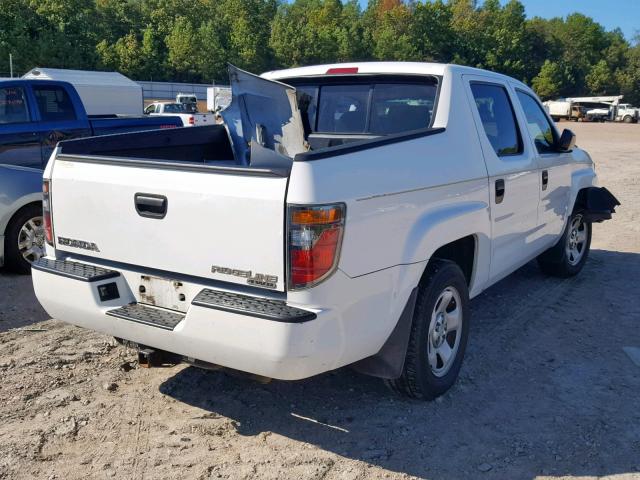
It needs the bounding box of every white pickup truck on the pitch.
[144,101,215,127]
[32,63,619,399]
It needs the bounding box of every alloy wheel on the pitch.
[427,286,463,377]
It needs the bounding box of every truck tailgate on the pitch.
[50,158,287,291]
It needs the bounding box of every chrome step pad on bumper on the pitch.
[107,303,184,331]
[192,289,316,323]
[32,258,120,282]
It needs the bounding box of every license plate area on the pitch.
[137,275,188,313]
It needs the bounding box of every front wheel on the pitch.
[3,204,45,274]
[537,212,591,277]
[385,260,470,400]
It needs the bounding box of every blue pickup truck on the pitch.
[0,79,183,273]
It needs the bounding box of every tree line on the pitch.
[1,0,639,103]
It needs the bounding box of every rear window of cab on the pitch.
[289,77,439,136]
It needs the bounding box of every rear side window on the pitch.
[298,81,437,135]
[516,91,557,153]
[471,83,522,156]
[0,87,30,124]
[33,85,77,122]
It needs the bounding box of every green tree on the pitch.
[221,0,276,72]
[166,17,199,81]
[369,1,418,61]
[586,59,616,95]
[270,0,362,67]
[616,39,640,104]
[97,32,144,78]
[411,0,455,62]
[532,60,567,99]
[196,20,228,82]
[0,0,637,94]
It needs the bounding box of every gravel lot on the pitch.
[1,122,639,480]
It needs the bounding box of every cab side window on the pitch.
[516,91,557,154]
[470,83,522,156]
[33,85,77,122]
[0,87,30,124]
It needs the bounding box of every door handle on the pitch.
[542,170,549,191]
[495,179,505,204]
[135,193,167,219]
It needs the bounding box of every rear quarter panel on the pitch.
[287,69,491,347]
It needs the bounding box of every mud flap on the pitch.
[577,187,621,223]
[350,288,418,379]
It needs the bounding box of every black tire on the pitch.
[623,115,633,124]
[385,259,470,400]
[3,203,43,274]
[537,212,591,277]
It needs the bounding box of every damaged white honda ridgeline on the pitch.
[32,63,619,399]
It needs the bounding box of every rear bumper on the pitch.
[31,258,340,380]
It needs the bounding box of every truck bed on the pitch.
[60,125,235,164]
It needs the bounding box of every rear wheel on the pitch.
[4,204,45,274]
[385,260,470,400]
[537,212,591,277]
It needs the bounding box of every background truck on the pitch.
[545,100,586,122]
[144,101,214,126]
[175,93,198,113]
[0,79,182,273]
[565,95,634,122]
[585,103,638,123]
[615,104,639,123]
[32,63,619,400]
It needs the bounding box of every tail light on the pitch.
[288,204,345,290]
[188,116,195,125]
[43,180,54,246]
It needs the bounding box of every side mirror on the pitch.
[557,128,576,151]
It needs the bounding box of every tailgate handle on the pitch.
[135,193,167,219]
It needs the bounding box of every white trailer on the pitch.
[207,86,232,112]
[23,68,144,116]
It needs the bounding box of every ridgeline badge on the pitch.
[211,265,278,289]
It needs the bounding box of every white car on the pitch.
[32,62,619,399]
[144,102,214,127]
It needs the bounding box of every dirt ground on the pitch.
[0,122,639,480]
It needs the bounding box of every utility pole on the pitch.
[9,53,14,78]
